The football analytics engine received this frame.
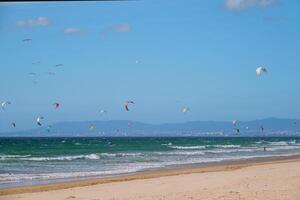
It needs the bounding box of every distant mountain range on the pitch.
[1,118,300,137]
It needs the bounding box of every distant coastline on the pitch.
[1,117,300,137]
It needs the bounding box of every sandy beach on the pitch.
[1,156,300,200]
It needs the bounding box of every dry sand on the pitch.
[1,157,300,200]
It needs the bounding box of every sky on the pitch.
[0,0,299,132]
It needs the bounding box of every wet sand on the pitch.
[1,156,300,200]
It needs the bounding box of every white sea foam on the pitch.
[265,140,299,147]
[163,152,300,167]
[255,140,266,144]
[267,145,300,151]
[169,145,206,150]
[210,145,241,148]
[204,148,257,154]
[85,154,100,160]
[1,151,300,185]
[100,152,143,157]
[0,155,31,160]
[161,142,173,146]
[269,141,289,146]
[1,152,145,161]
[153,151,205,156]
[20,154,100,161]
[0,163,165,183]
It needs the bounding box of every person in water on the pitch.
[263,147,267,151]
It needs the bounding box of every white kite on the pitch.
[37,116,44,126]
[256,67,267,76]
[182,107,190,114]
[1,101,11,110]
[100,109,108,115]
[232,120,238,126]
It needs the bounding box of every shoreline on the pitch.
[1,154,300,196]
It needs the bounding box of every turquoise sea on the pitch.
[1,137,300,188]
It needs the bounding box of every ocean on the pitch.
[1,137,300,188]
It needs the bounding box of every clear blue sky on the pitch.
[0,0,299,132]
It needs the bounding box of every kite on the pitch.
[28,72,37,76]
[100,109,107,114]
[256,67,267,76]
[107,141,114,146]
[124,101,135,111]
[182,107,190,114]
[1,101,11,110]
[89,123,95,131]
[22,38,32,42]
[232,120,238,127]
[47,72,55,76]
[32,61,41,65]
[12,122,16,128]
[37,116,44,126]
[232,120,240,134]
[53,102,60,109]
[261,125,264,132]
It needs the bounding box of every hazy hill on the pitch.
[1,118,299,137]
